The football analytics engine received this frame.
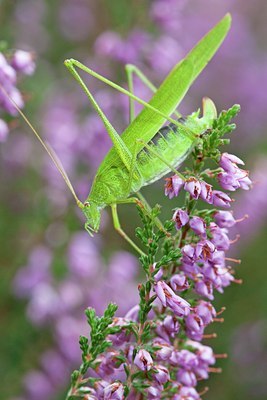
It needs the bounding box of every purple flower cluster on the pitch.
[166,153,251,208]
[218,153,251,191]
[68,306,217,399]
[62,146,250,399]
[164,153,250,309]
[0,50,35,142]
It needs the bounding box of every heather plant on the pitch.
[65,104,251,399]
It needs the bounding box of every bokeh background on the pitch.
[1,1,267,399]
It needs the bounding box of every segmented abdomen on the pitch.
[136,122,195,187]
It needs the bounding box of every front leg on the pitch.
[111,203,145,256]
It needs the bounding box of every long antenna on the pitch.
[0,84,83,208]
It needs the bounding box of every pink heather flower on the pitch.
[189,342,216,381]
[215,267,235,291]
[151,262,163,282]
[218,165,250,191]
[211,250,226,267]
[172,349,198,369]
[162,315,180,336]
[103,382,124,399]
[189,216,206,236]
[209,223,230,251]
[173,386,200,400]
[170,274,189,291]
[147,385,162,399]
[187,341,216,365]
[180,262,200,280]
[98,351,123,378]
[182,244,197,264]
[2,87,24,116]
[124,304,139,321]
[134,349,153,371]
[78,387,97,398]
[214,210,236,228]
[217,171,241,191]
[0,118,9,142]
[153,338,173,360]
[186,314,204,332]
[200,181,213,204]
[153,364,170,384]
[165,174,184,199]
[212,190,232,208]
[184,178,201,199]
[219,152,244,173]
[177,368,197,387]
[173,209,189,230]
[11,50,36,75]
[185,314,204,341]
[0,53,16,84]
[154,281,191,317]
[94,380,109,397]
[195,301,216,325]
[202,264,219,285]
[194,279,214,300]
[155,316,180,343]
[84,394,97,400]
[107,317,131,346]
[239,175,252,190]
[195,240,215,260]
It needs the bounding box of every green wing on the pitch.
[98,13,231,172]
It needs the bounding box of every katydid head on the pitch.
[82,201,101,236]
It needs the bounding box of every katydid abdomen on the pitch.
[88,122,193,205]
[136,121,194,187]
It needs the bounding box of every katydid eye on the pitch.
[84,201,90,207]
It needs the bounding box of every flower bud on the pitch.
[214,211,236,228]
[200,181,213,204]
[195,301,216,325]
[103,382,124,399]
[170,274,189,291]
[177,369,197,387]
[154,281,191,317]
[174,386,199,400]
[189,216,206,236]
[212,190,232,208]
[165,175,184,199]
[153,364,170,384]
[11,50,36,75]
[184,178,201,199]
[219,152,244,173]
[173,209,189,230]
[217,172,240,191]
[134,349,153,371]
[239,175,252,190]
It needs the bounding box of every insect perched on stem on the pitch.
[2,14,231,255]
